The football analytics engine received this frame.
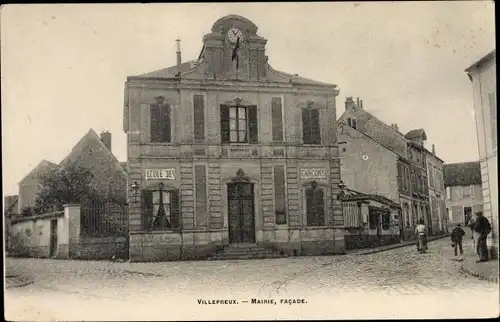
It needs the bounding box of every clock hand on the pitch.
[232,30,237,35]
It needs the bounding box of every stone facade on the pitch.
[445,183,483,227]
[425,147,446,233]
[466,50,498,259]
[338,122,400,203]
[124,15,344,262]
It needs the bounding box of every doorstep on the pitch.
[461,257,499,283]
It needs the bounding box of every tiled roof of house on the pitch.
[19,159,59,184]
[4,195,19,214]
[405,129,427,141]
[443,161,482,187]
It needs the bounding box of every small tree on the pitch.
[34,164,98,213]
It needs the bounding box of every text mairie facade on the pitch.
[123,15,344,261]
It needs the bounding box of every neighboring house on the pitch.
[4,195,19,215]
[124,14,344,262]
[338,97,438,240]
[465,50,498,259]
[444,162,483,228]
[338,122,401,248]
[425,144,447,234]
[18,160,59,213]
[59,129,127,203]
[10,129,129,260]
[404,129,431,236]
[4,195,19,250]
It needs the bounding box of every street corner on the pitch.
[461,257,499,283]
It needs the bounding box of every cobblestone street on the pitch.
[5,238,499,320]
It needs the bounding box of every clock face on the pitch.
[227,27,243,44]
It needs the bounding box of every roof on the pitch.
[4,195,19,214]
[443,161,482,187]
[465,50,496,72]
[59,129,127,176]
[337,121,400,157]
[130,60,197,79]
[120,162,128,173]
[341,188,400,208]
[128,61,336,87]
[405,129,427,141]
[19,159,59,184]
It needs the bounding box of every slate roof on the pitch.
[465,50,496,72]
[129,60,335,87]
[405,129,427,141]
[341,188,400,208]
[443,161,482,187]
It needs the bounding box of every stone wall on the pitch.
[129,227,346,262]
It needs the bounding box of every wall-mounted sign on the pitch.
[145,168,176,180]
[300,168,327,180]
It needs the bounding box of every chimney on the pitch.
[345,97,356,110]
[176,39,182,69]
[432,144,436,154]
[360,100,363,109]
[100,131,112,152]
[391,123,399,132]
[356,97,360,107]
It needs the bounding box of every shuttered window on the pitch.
[141,188,180,230]
[382,213,390,230]
[489,92,497,149]
[195,165,207,227]
[306,187,325,226]
[220,105,258,144]
[271,98,283,142]
[274,165,286,224]
[343,201,361,228]
[302,108,321,144]
[193,94,205,141]
[150,103,171,143]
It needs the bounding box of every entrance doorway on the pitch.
[49,219,58,257]
[227,182,255,244]
[464,207,472,225]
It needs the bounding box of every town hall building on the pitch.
[123,15,344,261]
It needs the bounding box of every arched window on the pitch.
[305,182,325,227]
[142,184,180,230]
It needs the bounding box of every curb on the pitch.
[5,276,34,289]
[356,234,450,256]
[460,263,499,283]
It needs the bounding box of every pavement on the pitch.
[461,255,499,283]
[4,236,499,320]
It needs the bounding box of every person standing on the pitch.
[468,213,478,251]
[450,223,466,256]
[472,211,492,263]
[415,219,427,253]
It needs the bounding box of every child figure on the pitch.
[451,223,466,256]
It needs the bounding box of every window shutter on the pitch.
[150,104,162,143]
[248,105,258,144]
[220,105,230,144]
[315,188,325,226]
[310,109,320,144]
[302,108,311,144]
[306,188,314,226]
[271,98,283,142]
[274,166,286,224]
[489,92,497,149]
[141,190,153,230]
[170,189,180,229]
[193,95,205,141]
[163,104,172,143]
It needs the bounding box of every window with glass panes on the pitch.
[230,106,247,143]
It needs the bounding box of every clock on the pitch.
[227,27,243,44]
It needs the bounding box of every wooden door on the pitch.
[228,183,255,244]
[49,219,58,257]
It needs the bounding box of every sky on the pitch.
[1,2,496,196]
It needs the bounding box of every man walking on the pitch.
[472,211,492,263]
[415,219,427,253]
[450,223,466,256]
